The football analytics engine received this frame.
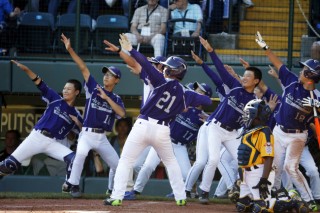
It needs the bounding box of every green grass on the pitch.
[0,192,233,204]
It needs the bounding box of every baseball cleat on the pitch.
[70,185,82,198]
[307,201,318,212]
[104,198,122,206]
[123,190,137,200]
[228,180,240,203]
[166,192,174,198]
[199,190,209,204]
[105,189,112,198]
[62,182,71,193]
[176,199,187,206]
[288,189,302,201]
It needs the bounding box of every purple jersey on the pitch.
[130,49,212,122]
[170,107,203,145]
[262,88,280,130]
[34,81,83,139]
[83,75,125,131]
[274,65,318,130]
[207,51,256,129]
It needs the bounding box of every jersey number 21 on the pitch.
[156,91,176,113]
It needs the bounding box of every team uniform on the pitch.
[186,50,257,202]
[66,74,124,196]
[272,65,318,203]
[185,61,229,195]
[131,106,204,195]
[0,81,82,178]
[105,49,212,206]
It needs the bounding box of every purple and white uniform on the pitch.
[2,81,82,173]
[68,75,125,191]
[133,107,204,193]
[190,50,256,194]
[110,49,211,201]
[272,65,318,202]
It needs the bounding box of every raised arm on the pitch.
[103,39,141,74]
[11,60,42,85]
[255,31,283,70]
[61,33,90,82]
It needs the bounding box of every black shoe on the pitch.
[62,181,71,193]
[186,190,192,199]
[199,190,209,204]
[70,185,81,198]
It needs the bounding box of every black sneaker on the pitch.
[199,190,209,204]
[70,185,81,198]
[186,190,192,199]
[62,182,71,193]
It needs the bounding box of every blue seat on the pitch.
[94,15,129,54]
[56,14,92,53]
[17,12,55,53]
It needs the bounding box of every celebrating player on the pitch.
[0,60,82,180]
[103,34,212,206]
[186,36,261,204]
[60,33,125,198]
[256,31,320,211]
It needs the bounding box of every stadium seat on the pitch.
[16,12,55,53]
[164,18,205,60]
[94,15,129,54]
[56,13,92,54]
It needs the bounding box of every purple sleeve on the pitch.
[3,1,13,15]
[37,81,60,103]
[185,90,212,107]
[130,49,165,87]
[278,65,298,87]
[208,51,241,88]
[201,63,223,88]
[84,75,98,94]
[139,67,149,85]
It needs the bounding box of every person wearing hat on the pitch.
[60,33,126,198]
[256,31,320,211]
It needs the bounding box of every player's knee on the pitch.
[236,196,253,212]
[207,156,219,167]
[252,200,268,213]
[284,163,297,175]
[0,156,21,175]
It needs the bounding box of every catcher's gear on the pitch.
[236,196,253,212]
[252,200,268,213]
[299,59,320,83]
[228,179,241,203]
[161,56,187,81]
[255,31,269,50]
[302,97,320,108]
[242,99,272,129]
[0,156,21,176]
[252,178,271,199]
[193,82,213,97]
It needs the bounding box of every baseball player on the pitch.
[0,60,82,181]
[236,99,306,213]
[185,37,261,204]
[60,33,125,198]
[103,34,212,206]
[124,82,212,199]
[256,31,320,211]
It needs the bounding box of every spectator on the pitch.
[0,130,21,162]
[48,0,81,18]
[122,0,169,18]
[110,118,132,156]
[311,41,320,61]
[125,0,168,57]
[169,0,202,37]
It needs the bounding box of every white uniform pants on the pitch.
[68,130,119,191]
[272,125,313,202]
[111,118,186,201]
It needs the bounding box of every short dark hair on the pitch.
[115,118,132,132]
[67,79,82,94]
[6,129,21,143]
[246,66,262,86]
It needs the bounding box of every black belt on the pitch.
[244,165,259,171]
[138,115,170,126]
[39,130,54,139]
[84,127,105,134]
[278,124,305,134]
[213,120,234,132]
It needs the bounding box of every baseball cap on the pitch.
[148,56,166,64]
[193,82,213,97]
[102,66,122,79]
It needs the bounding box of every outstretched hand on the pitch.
[191,50,203,65]
[104,39,121,52]
[61,33,71,50]
[255,31,269,50]
[119,33,132,51]
[96,85,109,100]
[239,58,250,69]
[199,36,213,52]
[266,94,279,112]
[268,65,279,79]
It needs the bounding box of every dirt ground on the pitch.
[0,199,236,213]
